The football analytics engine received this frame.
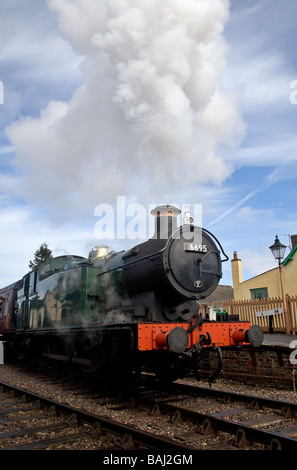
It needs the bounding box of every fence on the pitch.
[200,295,297,334]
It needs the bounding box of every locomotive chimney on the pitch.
[151,205,181,239]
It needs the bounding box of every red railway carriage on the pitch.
[0,281,21,339]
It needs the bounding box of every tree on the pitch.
[29,242,53,270]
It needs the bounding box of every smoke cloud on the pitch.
[6,0,245,219]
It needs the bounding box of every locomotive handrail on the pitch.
[97,236,172,277]
[202,228,229,262]
[97,225,228,277]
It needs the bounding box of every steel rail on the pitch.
[0,381,192,451]
[171,382,297,414]
[150,400,297,450]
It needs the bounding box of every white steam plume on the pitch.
[6,0,245,219]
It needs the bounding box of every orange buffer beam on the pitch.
[138,322,263,352]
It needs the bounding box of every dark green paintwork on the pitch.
[16,255,126,332]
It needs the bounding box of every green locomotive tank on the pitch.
[14,251,137,378]
[17,256,102,330]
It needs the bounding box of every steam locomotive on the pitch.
[0,205,263,383]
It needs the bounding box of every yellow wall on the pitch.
[231,251,297,301]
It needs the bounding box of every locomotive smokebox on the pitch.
[121,204,222,307]
[151,205,181,239]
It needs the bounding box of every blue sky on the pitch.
[0,0,297,289]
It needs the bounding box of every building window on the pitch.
[250,288,268,300]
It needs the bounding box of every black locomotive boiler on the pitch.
[0,205,263,383]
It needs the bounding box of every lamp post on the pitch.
[269,235,290,335]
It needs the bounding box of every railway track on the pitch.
[135,381,297,450]
[1,368,297,451]
[0,381,191,451]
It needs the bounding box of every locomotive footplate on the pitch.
[138,321,263,352]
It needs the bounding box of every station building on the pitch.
[231,235,297,301]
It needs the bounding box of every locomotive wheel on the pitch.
[154,353,192,383]
[98,363,123,388]
[93,337,132,389]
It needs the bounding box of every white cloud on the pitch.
[0,203,99,287]
[5,0,245,221]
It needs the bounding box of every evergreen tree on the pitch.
[29,242,53,270]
